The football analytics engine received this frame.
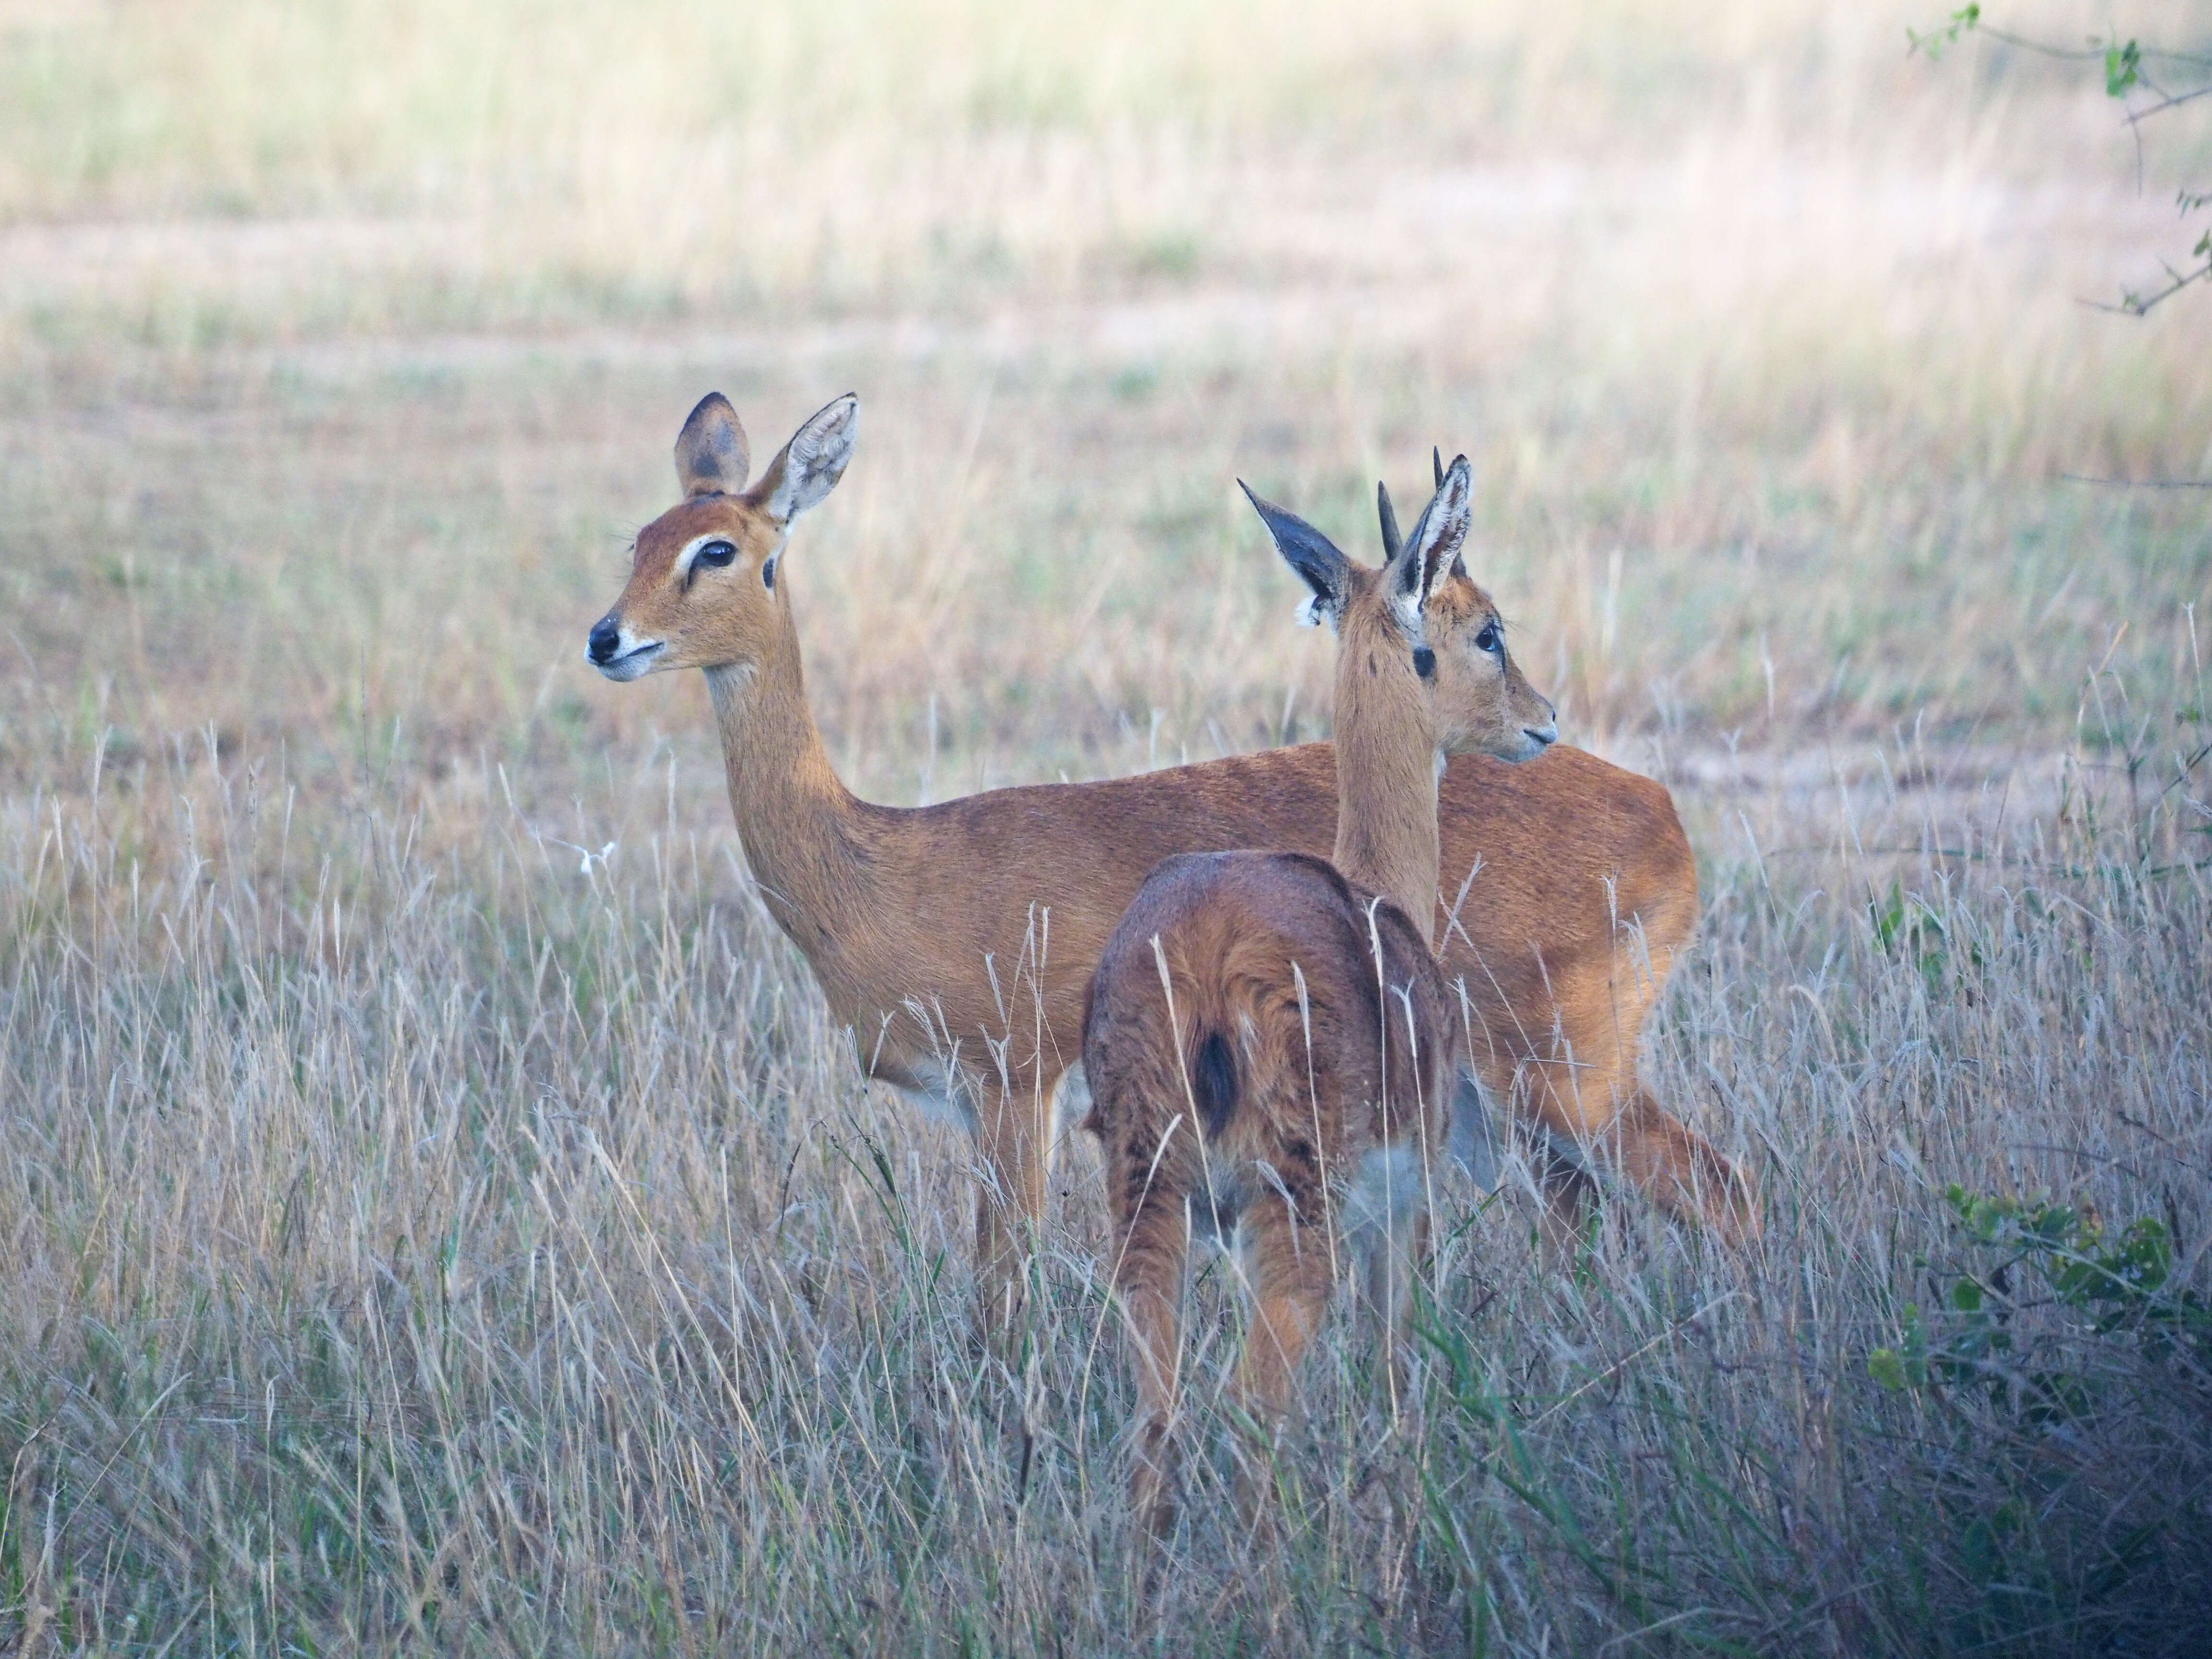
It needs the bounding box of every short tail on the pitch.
[1190,1028,1238,1140]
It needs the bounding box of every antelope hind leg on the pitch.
[1613,1085,1760,1244]
[1229,1188,1330,1539]
[1115,1204,1191,1550]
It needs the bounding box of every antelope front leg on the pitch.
[973,1083,1050,1342]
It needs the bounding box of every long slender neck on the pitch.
[1330,647,1442,946]
[702,591,867,953]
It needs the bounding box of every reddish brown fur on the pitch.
[589,396,1756,1336]
[1082,851,1455,1538]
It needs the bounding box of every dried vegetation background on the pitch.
[2,0,2210,1652]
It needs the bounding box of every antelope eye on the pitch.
[1474,623,1501,655]
[695,540,738,570]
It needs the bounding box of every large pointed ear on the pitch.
[1241,481,1354,632]
[1387,453,1472,632]
[674,393,751,498]
[1433,445,1467,575]
[748,394,859,528]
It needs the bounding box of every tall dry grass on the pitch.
[3,687,2208,1652]
[3,0,2211,1651]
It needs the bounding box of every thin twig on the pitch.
[2126,83,2212,125]
[2060,473,2212,489]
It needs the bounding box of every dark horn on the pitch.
[1376,481,1402,561]
[1432,446,1444,489]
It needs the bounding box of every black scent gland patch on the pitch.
[1413,647,1436,680]
[1192,1030,1238,1140]
[761,555,776,590]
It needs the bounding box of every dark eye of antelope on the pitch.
[693,540,738,577]
[1474,622,1502,656]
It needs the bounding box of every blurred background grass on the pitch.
[2,1,2210,1652]
[3,0,2208,804]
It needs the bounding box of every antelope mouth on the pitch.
[1515,727,1557,759]
[593,639,665,682]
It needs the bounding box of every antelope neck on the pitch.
[1329,642,1443,946]
[702,600,868,954]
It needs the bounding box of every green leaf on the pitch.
[2104,40,2142,98]
[1909,4,1981,60]
[1869,1347,1911,1391]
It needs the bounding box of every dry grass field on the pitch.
[4,0,2212,1651]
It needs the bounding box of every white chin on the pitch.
[595,645,664,682]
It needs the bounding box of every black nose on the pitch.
[587,617,621,665]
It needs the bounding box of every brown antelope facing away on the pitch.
[1081,457,1554,1542]
[586,395,1755,1334]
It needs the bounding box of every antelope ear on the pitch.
[1430,447,1467,576]
[674,393,751,498]
[1241,481,1353,633]
[749,394,859,527]
[1388,454,1472,629]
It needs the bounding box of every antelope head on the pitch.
[1242,454,1558,764]
[586,392,857,681]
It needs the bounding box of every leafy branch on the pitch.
[1912,6,2212,315]
[1870,1184,2212,1415]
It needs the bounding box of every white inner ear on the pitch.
[1294,593,1334,632]
[766,466,804,524]
[766,407,857,524]
[1389,585,1426,638]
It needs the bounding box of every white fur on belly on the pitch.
[892,1056,976,1135]
[887,1059,1088,1176]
